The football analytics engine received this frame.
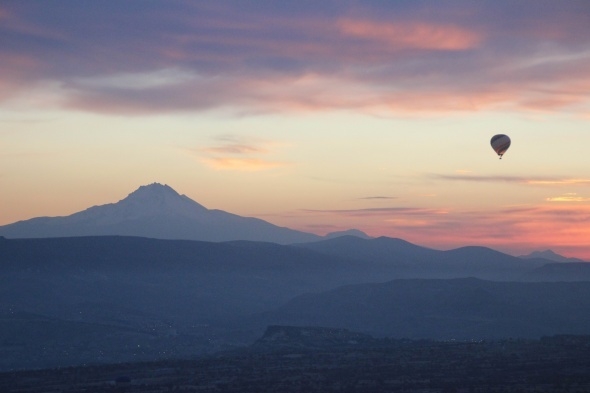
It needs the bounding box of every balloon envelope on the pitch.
[490,134,510,158]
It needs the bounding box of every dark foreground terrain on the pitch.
[3,327,590,393]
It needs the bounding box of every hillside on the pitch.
[256,277,590,340]
[0,236,583,370]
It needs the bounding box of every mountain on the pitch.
[522,262,590,282]
[0,235,581,370]
[296,236,547,280]
[324,229,372,240]
[0,236,366,320]
[255,277,590,340]
[0,235,390,370]
[519,249,586,263]
[0,183,323,244]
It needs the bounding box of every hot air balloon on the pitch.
[490,134,510,159]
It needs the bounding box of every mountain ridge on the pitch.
[0,183,324,244]
[0,183,374,244]
[519,249,586,263]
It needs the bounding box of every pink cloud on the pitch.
[2,2,590,115]
[546,193,590,202]
[196,135,289,172]
[337,19,481,51]
[289,202,590,259]
[394,204,590,259]
[200,157,286,172]
[431,174,590,187]
[0,53,43,102]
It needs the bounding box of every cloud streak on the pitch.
[546,193,590,202]
[301,207,448,217]
[357,196,397,201]
[431,174,590,187]
[336,18,481,51]
[200,157,285,172]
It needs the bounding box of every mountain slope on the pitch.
[522,262,590,282]
[0,236,396,323]
[0,236,582,370]
[0,183,321,244]
[256,277,590,340]
[296,237,547,280]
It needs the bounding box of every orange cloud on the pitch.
[546,193,590,202]
[338,19,481,51]
[4,2,590,116]
[528,179,590,186]
[197,135,289,172]
[418,205,590,259]
[62,66,590,116]
[200,157,286,172]
[432,173,590,187]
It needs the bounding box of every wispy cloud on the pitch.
[357,196,397,201]
[271,198,590,258]
[431,173,590,187]
[200,157,285,171]
[301,207,448,217]
[431,174,530,183]
[337,19,481,51]
[197,135,289,172]
[201,135,269,155]
[528,179,590,186]
[546,193,590,202]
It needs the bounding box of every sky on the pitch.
[1,1,590,259]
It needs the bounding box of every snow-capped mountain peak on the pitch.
[67,183,208,225]
[117,183,207,216]
[0,183,322,243]
[126,182,180,200]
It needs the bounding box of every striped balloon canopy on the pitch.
[490,134,511,159]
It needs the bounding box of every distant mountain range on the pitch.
[0,183,369,244]
[519,249,586,263]
[1,182,589,370]
[1,183,583,264]
[295,236,555,281]
[1,235,590,370]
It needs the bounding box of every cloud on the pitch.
[547,193,590,202]
[270,196,590,258]
[301,207,448,218]
[528,179,590,186]
[337,18,481,51]
[2,1,590,115]
[431,174,530,183]
[200,157,285,171]
[197,135,289,172]
[376,203,590,258]
[201,135,269,155]
[431,174,590,187]
[357,196,397,200]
